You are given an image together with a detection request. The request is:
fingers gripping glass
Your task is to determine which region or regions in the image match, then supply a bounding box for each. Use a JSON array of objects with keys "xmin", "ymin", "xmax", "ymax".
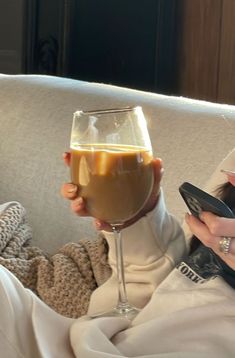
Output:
[{"xmin": 70, "ymin": 106, "xmax": 154, "ymax": 319}]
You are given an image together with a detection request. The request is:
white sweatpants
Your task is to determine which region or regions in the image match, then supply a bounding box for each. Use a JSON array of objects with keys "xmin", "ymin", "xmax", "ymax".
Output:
[{"xmin": 0, "ymin": 265, "xmax": 75, "ymax": 358}]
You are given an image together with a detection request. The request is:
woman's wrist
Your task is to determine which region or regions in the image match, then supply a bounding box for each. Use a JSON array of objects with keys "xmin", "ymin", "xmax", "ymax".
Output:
[{"xmin": 120, "ymin": 191, "xmax": 160, "ymax": 229}]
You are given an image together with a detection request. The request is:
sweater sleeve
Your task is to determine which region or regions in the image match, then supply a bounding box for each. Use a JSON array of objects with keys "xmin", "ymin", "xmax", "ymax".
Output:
[
  {"xmin": 204, "ymin": 147, "xmax": 235, "ymax": 195},
  {"xmin": 88, "ymin": 189, "xmax": 187, "ymax": 315}
]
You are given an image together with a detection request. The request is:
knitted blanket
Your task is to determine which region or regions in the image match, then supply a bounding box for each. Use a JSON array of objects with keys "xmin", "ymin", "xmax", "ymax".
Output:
[{"xmin": 0, "ymin": 202, "xmax": 111, "ymax": 318}]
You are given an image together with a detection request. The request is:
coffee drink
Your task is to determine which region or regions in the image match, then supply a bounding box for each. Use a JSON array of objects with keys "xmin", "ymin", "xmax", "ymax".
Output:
[{"xmin": 71, "ymin": 144, "xmax": 154, "ymax": 224}]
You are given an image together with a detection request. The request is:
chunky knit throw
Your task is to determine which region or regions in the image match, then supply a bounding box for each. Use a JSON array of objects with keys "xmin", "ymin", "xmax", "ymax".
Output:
[{"xmin": 0, "ymin": 202, "xmax": 111, "ymax": 318}]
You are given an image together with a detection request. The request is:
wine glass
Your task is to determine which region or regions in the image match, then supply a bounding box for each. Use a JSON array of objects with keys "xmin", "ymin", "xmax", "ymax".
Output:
[{"xmin": 70, "ymin": 106, "xmax": 154, "ymax": 319}]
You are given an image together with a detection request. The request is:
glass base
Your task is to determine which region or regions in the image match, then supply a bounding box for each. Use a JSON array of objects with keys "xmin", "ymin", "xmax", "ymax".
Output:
[{"xmin": 90, "ymin": 304, "xmax": 141, "ymax": 320}]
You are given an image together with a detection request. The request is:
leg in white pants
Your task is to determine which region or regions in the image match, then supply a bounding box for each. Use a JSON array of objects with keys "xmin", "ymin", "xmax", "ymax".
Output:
[{"xmin": 0, "ymin": 265, "xmax": 75, "ymax": 358}]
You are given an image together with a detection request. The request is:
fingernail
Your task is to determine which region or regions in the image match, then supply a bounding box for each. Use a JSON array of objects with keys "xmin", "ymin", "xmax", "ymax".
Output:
[
  {"xmin": 221, "ymin": 169, "xmax": 235, "ymax": 176},
  {"xmin": 199, "ymin": 212, "xmax": 204, "ymax": 221},
  {"xmin": 74, "ymin": 197, "xmax": 83, "ymax": 207},
  {"xmin": 67, "ymin": 184, "xmax": 77, "ymax": 193}
]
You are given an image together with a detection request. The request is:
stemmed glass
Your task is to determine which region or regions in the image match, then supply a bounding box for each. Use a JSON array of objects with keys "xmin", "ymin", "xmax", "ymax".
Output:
[{"xmin": 70, "ymin": 106, "xmax": 154, "ymax": 319}]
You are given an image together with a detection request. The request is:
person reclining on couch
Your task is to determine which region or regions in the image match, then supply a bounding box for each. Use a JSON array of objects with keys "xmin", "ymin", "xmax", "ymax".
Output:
[
  {"xmin": 62, "ymin": 149, "xmax": 235, "ymax": 315},
  {"xmin": 0, "ymin": 148, "xmax": 234, "ymax": 357}
]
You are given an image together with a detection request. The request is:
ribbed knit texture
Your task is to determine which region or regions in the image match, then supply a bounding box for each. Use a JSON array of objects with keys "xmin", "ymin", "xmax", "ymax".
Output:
[{"xmin": 0, "ymin": 202, "xmax": 111, "ymax": 318}]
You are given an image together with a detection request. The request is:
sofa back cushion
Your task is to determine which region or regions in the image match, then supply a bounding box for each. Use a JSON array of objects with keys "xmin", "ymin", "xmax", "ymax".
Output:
[{"xmin": 0, "ymin": 74, "xmax": 235, "ymax": 253}]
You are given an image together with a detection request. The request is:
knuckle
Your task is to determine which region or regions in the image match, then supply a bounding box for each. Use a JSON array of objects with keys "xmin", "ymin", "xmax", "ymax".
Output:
[{"xmin": 208, "ymin": 217, "xmax": 221, "ymax": 236}]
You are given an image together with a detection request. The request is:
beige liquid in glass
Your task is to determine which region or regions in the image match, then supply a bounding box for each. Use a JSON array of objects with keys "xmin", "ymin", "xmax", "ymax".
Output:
[{"xmin": 70, "ymin": 144, "xmax": 154, "ymax": 224}]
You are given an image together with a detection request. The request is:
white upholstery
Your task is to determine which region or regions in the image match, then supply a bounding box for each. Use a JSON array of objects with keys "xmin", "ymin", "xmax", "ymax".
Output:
[{"xmin": 0, "ymin": 74, "xmax": 235, "ymax": 253}]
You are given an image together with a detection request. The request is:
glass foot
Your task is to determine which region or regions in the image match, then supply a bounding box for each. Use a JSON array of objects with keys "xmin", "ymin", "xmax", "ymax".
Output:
[{"xmin": 90, "ymin": 304, "xmax": 140, "ymax": 320}]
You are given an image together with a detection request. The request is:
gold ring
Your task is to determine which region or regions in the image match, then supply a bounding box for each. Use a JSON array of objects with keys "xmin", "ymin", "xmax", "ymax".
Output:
[{"xmin": 219, "ymin": 237, "xmax": 232, "ymax": 255}]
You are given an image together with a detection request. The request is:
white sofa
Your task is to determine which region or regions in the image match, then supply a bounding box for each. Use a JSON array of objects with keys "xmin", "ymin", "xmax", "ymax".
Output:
[{"xmin": 0, "ymin": 74, "xmax": 235, "ymax": 253}]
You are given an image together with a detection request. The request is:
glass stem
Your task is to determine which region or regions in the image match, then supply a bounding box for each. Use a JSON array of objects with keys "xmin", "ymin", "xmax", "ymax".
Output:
[{"xmin": 112, "ymin": 227, "xmax": 129, "ymax": 309}]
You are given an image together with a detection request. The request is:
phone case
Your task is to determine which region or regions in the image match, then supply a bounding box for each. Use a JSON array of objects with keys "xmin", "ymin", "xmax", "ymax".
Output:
[{"xmin": 179, "ymin": 182, "xmax": 235, "ymax": 219}]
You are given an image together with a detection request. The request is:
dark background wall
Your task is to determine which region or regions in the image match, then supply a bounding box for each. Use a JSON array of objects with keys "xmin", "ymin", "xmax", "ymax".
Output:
[
  {"xmin": 175, "ymin": 0, "xmax": 235, "ymax": 104},
  {"xmin": 68, "ymin": 0, "xmax": 161, "ymax": 91},
  {"xmin": 0, "ymin": 0, "xmax": 234, "ymax": 104}
]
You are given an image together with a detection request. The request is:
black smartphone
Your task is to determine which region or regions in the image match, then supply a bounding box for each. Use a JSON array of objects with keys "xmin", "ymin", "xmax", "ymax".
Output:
[{"xmin": 179, "ymin": 182, "xmax": 235, "ymax": 219}]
